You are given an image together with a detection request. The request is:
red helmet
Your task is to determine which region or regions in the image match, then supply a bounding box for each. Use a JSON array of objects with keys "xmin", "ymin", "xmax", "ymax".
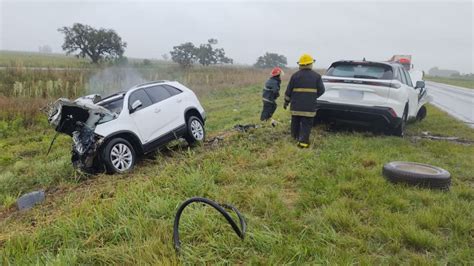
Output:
[{"xmin": 271, "ymin": 67, "xmax": 283, "ymax": 77}]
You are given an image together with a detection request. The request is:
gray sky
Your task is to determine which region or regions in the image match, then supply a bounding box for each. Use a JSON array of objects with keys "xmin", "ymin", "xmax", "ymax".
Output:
[{"xmin": 1, "ymin": 0, "xmax": 473, "ymax": 73}]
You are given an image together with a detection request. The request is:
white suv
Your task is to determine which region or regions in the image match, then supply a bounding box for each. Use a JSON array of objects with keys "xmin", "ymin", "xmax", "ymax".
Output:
[
  {"xmin": 316, "ymin": 60, "xmax": 430, "ymax": 136},
  {"xmin": 48, "ymin": 81, "xmax": 206, "ymax": 173}
]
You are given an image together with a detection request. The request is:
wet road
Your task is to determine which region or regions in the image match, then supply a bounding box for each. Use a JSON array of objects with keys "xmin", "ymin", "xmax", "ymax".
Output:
[{"xmin": 426, "ymin": 81, "xmax": 474, "ymax": 128}]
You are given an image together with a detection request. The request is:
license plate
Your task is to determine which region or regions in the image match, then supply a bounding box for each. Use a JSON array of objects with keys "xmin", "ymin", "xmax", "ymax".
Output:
[{"xmin": 339, "ymin": 90, "xmax": 363, "ymax": 100}]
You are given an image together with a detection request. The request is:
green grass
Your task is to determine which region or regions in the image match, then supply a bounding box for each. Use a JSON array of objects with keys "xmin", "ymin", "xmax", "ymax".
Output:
[
  {"xmin": 0, "ymin": 85, "xmax": 473, "ymax": 264},
  {"xmin": 425, "ymin": 76, "xmax": 474, "ymax": 89}
]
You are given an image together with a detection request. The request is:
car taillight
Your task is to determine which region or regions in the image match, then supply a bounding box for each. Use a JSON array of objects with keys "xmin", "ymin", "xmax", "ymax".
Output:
[{"xmin": 388, "ymin": 108, "xmax": 398, "ymax": 117}]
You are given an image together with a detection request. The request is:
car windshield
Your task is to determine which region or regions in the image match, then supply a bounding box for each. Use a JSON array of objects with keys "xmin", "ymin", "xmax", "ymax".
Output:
[
  {"xmin": 326, "ymin": 63, "xmax": 393, "ymax": 80},
  {"xmin": 98, "ymin": 97, "xmax": 124, "ymax": 114}
]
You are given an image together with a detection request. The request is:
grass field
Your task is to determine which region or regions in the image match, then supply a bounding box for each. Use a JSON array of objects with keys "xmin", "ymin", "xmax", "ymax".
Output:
[
  {"xmin": 425, "ymin": 75, "xmax": 474, "ymax": 89},
  {"xmin": 1, "ymin": 81, "xmax": 473, "ymax": 264}
]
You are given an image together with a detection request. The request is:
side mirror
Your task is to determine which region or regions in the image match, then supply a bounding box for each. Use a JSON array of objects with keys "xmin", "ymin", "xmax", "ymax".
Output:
[
  {"xmin": 415, "ymin": 80, "xmax": 425, "ymax": 89},
  {"xmin": 130, "ymin": 100, "xmax": 142, "ymax": 113}
]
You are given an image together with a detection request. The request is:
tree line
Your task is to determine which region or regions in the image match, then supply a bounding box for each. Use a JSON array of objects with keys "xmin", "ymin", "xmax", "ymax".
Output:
[{"xmin": 58, "ymin": 23, "xmax": 287, "ymax": 69}]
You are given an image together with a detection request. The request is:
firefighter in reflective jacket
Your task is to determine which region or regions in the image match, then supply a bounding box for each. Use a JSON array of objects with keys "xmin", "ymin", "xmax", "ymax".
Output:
[
  {"xmin": 260, "ymin": 67, "xmax": 283, "ymax": 122},
  {"xmin": 284, "ymin": 54, "xmax": 325, "ymax": 148}
]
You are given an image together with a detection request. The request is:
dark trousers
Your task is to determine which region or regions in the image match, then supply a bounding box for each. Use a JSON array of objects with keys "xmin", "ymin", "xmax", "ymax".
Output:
[
  {"xmin": 291, "ymin": 115, "xmax": 313, "ymax": 144},
  {"xmin": 260, "ymin": 101, "xmax": 277, "ymax": 121}
]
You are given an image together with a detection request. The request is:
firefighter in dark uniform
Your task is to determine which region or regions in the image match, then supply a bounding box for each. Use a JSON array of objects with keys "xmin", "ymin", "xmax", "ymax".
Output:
[
  {"xmin": 284, "ymin": 54, "xmax": 325, "ymax": 148},
  {"xmin": 260, "ymin": 67, "xmax": 283, "ymax": 123}
]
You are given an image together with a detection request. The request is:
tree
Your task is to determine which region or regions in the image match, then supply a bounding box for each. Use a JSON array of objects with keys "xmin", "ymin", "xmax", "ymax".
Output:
[
  {"xmin": 170, "ymin": 42, "xmax": 197, "ymax": 68},
  {"xmin": 38, "ymin": 45, "xmax": 52, "ymax": 53},
  {"xmin": 254, "ymin": 52, "xmax": 287, "ymax": 68},
  {"xmin": 196, "ymin": 39, "xmax": 233, "ymax": 66},
  {"xmin": 58, "ymin": 23, "xmax": 127, "ymax": 64},
  {"xmin": 170, "ymin": 39, "xmax": 233, "ymax": 68}
]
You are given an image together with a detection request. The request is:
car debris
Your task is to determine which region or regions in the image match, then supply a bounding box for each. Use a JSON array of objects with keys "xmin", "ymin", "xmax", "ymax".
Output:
[
  {"xmin": 410, "ymin": 131, "xmax": 473, "ymax": 145},
  {"xmin": 48, "ymin": 97, "xmax": 116, "ymax": 173},
  {"xmin": 234, "ymin": 124, "xmax": 259, "ymax": 132},
  {"xmin": 173, "ymin": 197, "xmax": 246, "ymax": 253},
  {"xmin": 17, "ymin": 190, "xmax": 45, "ymax": 210}
]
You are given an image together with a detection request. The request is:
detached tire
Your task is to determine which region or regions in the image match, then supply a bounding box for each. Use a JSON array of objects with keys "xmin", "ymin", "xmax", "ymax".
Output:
[
  {"xmin": 382, "ymin": 161, "xmax": 451, "ymax": 190},
  {"xmin": 185, "ymin": 116, "xmax": 205, "ymax": 145},
  {"xmin": 102, "ymin": 138, "xmax": 136, "ymax": 174}
]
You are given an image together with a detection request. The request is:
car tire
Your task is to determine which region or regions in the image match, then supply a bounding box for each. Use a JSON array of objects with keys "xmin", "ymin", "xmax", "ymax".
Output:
[
  {"xmin": 416, "ymin": 105, "xmax": 427, "ymax": 121},
  {"xmin": 102, "ymin": 138, "xmax": 136, "ymax": 174},
  {"xmin": 185, "ymin": 116, "xmax": 205, "ymax": 145},
  {"xmin": 382, "ymin": 161, "xmax": 451, "ymax": 190},
  {"xmin": 392, "ymin": 106, "xmax": 408, "ymax": 137}
]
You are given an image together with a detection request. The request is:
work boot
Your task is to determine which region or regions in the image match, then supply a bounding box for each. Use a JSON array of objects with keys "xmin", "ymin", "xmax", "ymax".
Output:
[
  {"xmin": 271, "ymin": 119, "xmax": 278, "ymax": 127},
  {"xmin": 297, "ymin": 142, "xmax": 309, "ymax": 148}
]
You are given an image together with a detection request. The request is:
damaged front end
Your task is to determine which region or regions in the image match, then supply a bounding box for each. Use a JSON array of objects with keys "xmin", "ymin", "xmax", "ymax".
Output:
[{"xmin": 48, "ymin": 97, "xmax": 116, "ymax": 173}]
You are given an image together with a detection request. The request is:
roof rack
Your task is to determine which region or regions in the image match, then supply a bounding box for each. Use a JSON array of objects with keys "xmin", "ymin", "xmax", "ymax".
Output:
[{"xmin": 134, "ymin": 80, "xmax": 170, "ymax": 88}]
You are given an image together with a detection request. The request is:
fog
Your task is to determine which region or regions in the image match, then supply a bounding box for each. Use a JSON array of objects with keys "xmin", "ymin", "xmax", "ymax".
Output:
[{"xmin": 1, "ymin": 0, "xmax": 472, "ymax": 73}]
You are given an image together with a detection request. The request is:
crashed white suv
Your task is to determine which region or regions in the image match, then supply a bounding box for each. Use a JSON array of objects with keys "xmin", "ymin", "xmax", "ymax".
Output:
[
  {"xmin": 316, "ymin": 60, "xmax": 430, "ymax": 136},
  {"xmin": 48, "ymin": 81, "xmax": 206, "ymax": 173}
]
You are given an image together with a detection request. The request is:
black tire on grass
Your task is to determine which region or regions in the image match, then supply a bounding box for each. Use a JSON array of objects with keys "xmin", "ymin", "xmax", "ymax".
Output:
[{"xmin": 382, "ymin": 161, "xmax": 451, "ymax": 190}]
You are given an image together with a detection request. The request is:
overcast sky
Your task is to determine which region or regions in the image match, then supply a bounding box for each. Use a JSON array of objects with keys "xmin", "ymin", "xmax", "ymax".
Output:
[{"xmin": 1, "ymin": 0, "xmax": 472, "ymax": 73}]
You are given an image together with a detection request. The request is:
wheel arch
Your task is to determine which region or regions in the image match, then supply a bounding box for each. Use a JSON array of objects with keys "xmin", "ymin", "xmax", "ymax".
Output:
[
  {"xmin": 102, "ymin": 131, "xmax": 144, "ymax": 155},
  {"xmin": 184, "ymin": 107, "xmax": 204, "ymax": 124}
]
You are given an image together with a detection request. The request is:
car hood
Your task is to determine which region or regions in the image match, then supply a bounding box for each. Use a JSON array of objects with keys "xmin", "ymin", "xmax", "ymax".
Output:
[{"xmin": 48, "ymin": 97, "xmax": 116, "ymax": 136}]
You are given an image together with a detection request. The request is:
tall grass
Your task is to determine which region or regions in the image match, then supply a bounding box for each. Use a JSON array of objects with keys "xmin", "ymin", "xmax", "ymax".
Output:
[{"xmin": 0, "ymin": 65, "xmax": 278, "ymax": 126}]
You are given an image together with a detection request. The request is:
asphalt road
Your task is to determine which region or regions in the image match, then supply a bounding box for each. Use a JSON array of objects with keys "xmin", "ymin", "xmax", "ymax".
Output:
[{"xmin": 426, "ymin": 81, "xmax": 474, "ymax": 128}]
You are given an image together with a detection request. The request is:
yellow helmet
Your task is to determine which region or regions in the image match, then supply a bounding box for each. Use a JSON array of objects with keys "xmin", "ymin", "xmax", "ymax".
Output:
[{"xmin": 297, "ymin": 53, "xmax": 315, "ymax": 66}]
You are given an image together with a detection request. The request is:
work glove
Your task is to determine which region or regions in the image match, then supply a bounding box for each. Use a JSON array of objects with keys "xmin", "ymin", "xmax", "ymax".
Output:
[{"xmin": 283, "ymin": 101, "xmax": 288, "ymax": 110}]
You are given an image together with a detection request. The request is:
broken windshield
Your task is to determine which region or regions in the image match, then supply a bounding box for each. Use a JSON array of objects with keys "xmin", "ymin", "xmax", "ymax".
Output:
[{"xmin": 99, "ymin": 97, "xmax": 124, "ymax": 114}]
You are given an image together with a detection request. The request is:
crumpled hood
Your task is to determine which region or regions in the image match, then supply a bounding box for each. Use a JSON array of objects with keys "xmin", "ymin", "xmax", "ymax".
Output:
[{"xmin": 48, "ymin": 97, "xmax": 116, "ymax": 136}]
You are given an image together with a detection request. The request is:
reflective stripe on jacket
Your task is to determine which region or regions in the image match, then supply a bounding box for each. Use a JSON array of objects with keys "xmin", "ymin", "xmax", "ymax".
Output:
[
  {"xmin": 284, "ymin": 69, "xmax": 325, "ymax": 117},
  {"xmin": 262, "ymin": 76, "xmax": 281, "ymax": 103}
]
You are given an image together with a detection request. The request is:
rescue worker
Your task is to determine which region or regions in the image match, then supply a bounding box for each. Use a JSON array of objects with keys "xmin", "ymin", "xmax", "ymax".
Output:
[
  {"xmin": 284, "ymin": 54, "xmax": 325, "ymax": 148},
  {"xmin": 260, "ymin": 67, "xmax": 283, "ymax": 124}
]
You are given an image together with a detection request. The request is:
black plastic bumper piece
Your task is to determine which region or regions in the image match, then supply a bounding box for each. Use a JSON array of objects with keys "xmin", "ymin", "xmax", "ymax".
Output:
[{"xmin": 316, "ymin": 101, "xmax": 402, "ymax": 128}]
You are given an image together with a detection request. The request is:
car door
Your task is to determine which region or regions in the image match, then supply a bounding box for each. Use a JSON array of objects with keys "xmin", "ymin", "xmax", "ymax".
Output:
[
  {"xmin": 127, "ymin": 89, "xmax": 156, "ymax": 143},
  {"xmin": 143, "ymin": 85, "xmax": 182, "ymax": 140},
  {"xmin": 400, "ymin": 68, "xmax": 419, "ymax": 118}
]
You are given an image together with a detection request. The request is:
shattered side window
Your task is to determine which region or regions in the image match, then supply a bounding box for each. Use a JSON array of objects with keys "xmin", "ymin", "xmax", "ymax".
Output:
[{"xmin": 100, "ymin": 98, "xmax": 124, "ymax": 114}]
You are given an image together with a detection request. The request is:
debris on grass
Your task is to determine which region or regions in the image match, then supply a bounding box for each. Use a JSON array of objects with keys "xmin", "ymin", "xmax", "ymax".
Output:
[
  {"xmin": 173, "ymin": 197, "xmax": 246, "ymax": 253},
  {"xmin": 234, "ymin": 124, "xmax": 259, "ymax": 132},
  {"xmin": 410, "ymin": 131, "xmax": 473, "ymax": 145},
  {"xmin": 16, "ymin": 190, "xmax": 45, "ymax": 210}
]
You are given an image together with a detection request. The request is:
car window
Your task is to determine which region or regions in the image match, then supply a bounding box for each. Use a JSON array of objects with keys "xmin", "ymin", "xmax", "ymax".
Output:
[
  {"xmin": 144, "ymin": 85, "xmax": 172, "ymax": 103},
  {"xmin": 392, "ymin": 67, "xmax": 400, "ymax": 82},
  {"xmin": 326, "ymin": 63, "xmax": 393, "ymax": 79},
  {"xmin": 164, "ymin": 85, "xmax": 183, "ymax": 96},
  {"xmin": 402, "ymin": 68, "xmax": 413, "ymax": 87},
  {"xmin": 128, "ymin": 89, "xmax": 153, "ymax": 112},
  {"xmin": 398, "ymin": 68, "xmax": 407, "ymax": 85},
  {"xmin": 99, "ymin": 97, "xmax": 124, "ymax": 114}
]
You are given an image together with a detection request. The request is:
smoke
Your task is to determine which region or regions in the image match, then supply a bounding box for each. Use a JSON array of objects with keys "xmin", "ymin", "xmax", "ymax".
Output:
[{"xmin": 86, "ymin": 67, "xmax": 149, "ymax": 96}]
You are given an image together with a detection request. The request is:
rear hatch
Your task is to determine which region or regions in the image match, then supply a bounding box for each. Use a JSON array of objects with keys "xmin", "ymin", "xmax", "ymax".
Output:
[{"xmin": 320, "ymin": 61, "xmax": 395, "ymax": 106}]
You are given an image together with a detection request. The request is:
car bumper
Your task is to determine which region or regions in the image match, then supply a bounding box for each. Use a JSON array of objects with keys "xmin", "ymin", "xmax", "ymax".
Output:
[{"xmin": 316, "ymin": 101, "xmax": 402, "ymax": 128}]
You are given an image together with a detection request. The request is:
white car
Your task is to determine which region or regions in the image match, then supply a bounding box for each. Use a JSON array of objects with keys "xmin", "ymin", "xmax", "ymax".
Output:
[
  {"xmin": 48, "ymin": 81, "xmax": 206, "ymax": 173},
  {"xmin": 316, "ymin": 60, "xmax": 430, "ymax": 136}
]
